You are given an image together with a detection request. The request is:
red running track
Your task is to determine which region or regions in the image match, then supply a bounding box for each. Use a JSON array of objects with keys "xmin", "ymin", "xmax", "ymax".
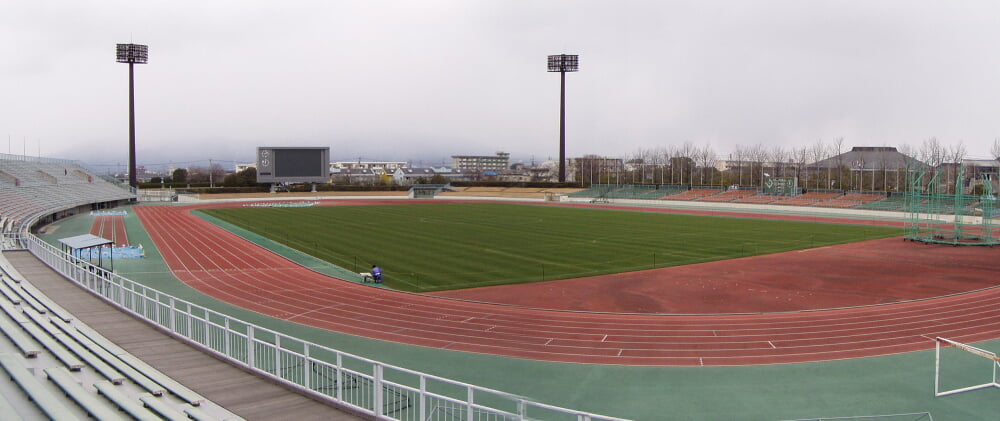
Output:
[
  {"xmin": 134, "ymin": 202, "xmax": 1000, "ymax": 366},
  {"xmin": 90, "ymin": 215, "xmax": 128, "ymax": 246}
]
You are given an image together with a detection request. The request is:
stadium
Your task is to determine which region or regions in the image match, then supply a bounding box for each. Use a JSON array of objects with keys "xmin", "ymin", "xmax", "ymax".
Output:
[{"xmin": 2, "ymin": 153, "xmax": 1000, "ymax": 420}]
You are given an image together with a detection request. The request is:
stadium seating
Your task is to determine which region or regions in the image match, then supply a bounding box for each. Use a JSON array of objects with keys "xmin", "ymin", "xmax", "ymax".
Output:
[
  {"xmin": 814, "ymin": 192, "xmax": 886, "ymax": 209},
  {"xmin": 732, "ymin": 194, "xmax": 786, "ymax": 204},
  {"xmin": 857, "ymin": 195, "xmax": 907, "ymax": 211},
  {"xmin": 662, "ymin": 188, "xmax": 724, "ymax": 201},
  {"xmin": 0, "ymin": 159, "xmax": 134, "ymax": 238},
  {"xmin": 696, "ymin": 189, "xmax": 760, "ymax": 203},
  {"xmin": 565, "ymin": 185, "xmax": 614, "ymax": 198},
  {"xmin": 0, "ymin": 256, "xmax": 236, "ymax": 420},
  {"xmin": 604, "ymin": 185, "xmax": 661, "ymax": 199},
  {"xmin": 772, "ymin": 191, "xmax": 843, "ymax": 206}
]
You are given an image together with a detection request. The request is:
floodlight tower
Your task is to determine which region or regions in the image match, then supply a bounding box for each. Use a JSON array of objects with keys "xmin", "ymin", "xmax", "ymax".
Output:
[
  {"xmin": 548, "ymin": 54, "xmax": 578, "ymax": 183},
  {"xmin": 116, "ymin": 43, "xmax": 148, "ymax": 189}
]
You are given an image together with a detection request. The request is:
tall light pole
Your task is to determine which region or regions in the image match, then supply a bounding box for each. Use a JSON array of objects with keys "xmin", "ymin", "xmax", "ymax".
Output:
[
  {"xmin": 116, "ymin": 43, "xmax": 148, "ymax": 189},
  {"xmin": 548, "ymin": 54, "xmax": 578, "ymax": 183}
]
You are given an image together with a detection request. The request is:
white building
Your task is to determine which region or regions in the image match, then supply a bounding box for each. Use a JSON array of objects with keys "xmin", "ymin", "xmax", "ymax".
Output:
[
  {"xmin": 451, "ymin": 152, "xmax": 510, "ymax": 172},
  {"xmin": 331, "ymin": 160, "xmax": 407, "ymax": 175},
  {"xmin": 392, "ymin": 168, "xmax": 477, "ymax": 185}
]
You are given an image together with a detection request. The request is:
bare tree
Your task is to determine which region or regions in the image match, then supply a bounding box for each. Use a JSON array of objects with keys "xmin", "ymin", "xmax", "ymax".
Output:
[
  {"xmin": 696, "ymin": 143, "xmax": 717, "ymax": 186},
  {"xmin": 992, "ymin": 138, "xmax": 1000, "ymax": 162},
  {"xmin": 896, "ymin": 143, "xmax": 921, "ymax": 192},
  {"xmin": 792, "ymin": 146, "xmax": 810, "ymax": 191},
  {"xmin": 676, "ymin": 141, "xmax": 697, "ymax": 186},
  {"xmin": 810, "ymin": 140, "xmax": 827, "ymax": 189},
  {"xmin": 731, "ymin": 145, "xmax": 747, "ymax": 187},
  {"xmin": 920, "ymin": 137, "xmax": 944, "ymax": 168},
  {"xmin": 947, "ymin": 141, "xmax": 967, "ymax": 194},
  {"xmin": 746, "ymin": 143, "xmax": 767, "ymax": 187},
  {"xmin": 658, "ymin": 145, "xmax": 675, "ymax": 185},
  {"xmin": 831, "ymin": 138, "xmax": 845, "ymax": 191}
]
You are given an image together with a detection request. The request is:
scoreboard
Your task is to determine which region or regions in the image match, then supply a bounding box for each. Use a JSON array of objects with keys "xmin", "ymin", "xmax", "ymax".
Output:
[
  {"xmin": 256, "ymin": 147, "xmax": 330, "ymax": 184},
  {"xmin": 763, "ymin": 176, "xmax": 797, "ymax": 196}
]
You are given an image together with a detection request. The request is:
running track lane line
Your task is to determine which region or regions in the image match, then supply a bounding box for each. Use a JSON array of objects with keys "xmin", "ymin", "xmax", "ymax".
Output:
[{"xmin": 133, "ymin": 203, "xmax": 1000, "ymax": 366}]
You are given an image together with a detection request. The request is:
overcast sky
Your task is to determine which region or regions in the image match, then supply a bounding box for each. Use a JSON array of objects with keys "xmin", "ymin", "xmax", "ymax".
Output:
[{"xmin": 3, "ymin": 0, "xmax": 1000, "ymax": 172}]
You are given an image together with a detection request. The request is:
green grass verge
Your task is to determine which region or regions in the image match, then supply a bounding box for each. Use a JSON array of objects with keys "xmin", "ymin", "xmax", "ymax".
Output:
[{"xmin": 200, "ymin": 202, "xmax": 901, "ymax": 292}]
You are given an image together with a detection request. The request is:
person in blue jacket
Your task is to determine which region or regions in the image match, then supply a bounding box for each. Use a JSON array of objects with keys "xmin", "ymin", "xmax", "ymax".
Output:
[{"xmin": 371, "ymin": 265, "xmax": 383, "ymax": 283}]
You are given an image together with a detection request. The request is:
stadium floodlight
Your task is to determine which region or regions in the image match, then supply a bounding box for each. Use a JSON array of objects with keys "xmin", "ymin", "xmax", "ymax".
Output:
[
  {"xmin": 116, "ymin": 43, "xmax": 148, "ymax": 189},
  {"xmin": 547, "ymin": 54, "xmax": 578, "ymax": 183}
]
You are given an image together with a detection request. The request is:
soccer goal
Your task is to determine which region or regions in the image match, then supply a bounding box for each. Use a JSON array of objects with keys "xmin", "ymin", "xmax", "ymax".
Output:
[{"xmin": 934, "ymin": 337, "xmax": 1000, "ymax": 397}]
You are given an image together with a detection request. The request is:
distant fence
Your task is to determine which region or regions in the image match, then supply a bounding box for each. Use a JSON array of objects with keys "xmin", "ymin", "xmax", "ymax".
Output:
[
  {"xmin": 0, "ymin": 152, "xmax": 79, "ymax": 165},
  {"xmin": 22, "ymin": 233, "xmax": 629, "ymax": 421}
]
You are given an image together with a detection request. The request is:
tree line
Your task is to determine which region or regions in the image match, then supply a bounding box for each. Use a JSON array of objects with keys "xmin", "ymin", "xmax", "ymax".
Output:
[{"xmin": 575, "ymin": 138, "xmax": 1000, "ymax": 194}]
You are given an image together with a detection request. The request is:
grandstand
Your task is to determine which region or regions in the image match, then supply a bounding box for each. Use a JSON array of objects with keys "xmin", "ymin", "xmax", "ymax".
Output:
[
  {"xmin": 661, "ymin": 187, "xmax": 723, "ymax": 200},
  {"xmin": 858, "ymin": 194, "xmax": 908, "ymax": 211},
  {"xmin": 695, "ymin": 188, "xmax": 760, "ymax": 203},
  {"xmin": 814, "ymin": 192, "xmax": 886, "ymax": 209},
  {"xmin": 565, "ymin": 184, "xmax": 614, "ymax": 198},
  {"xmin": 437, "ymin": 186, "xmax": 570, "ymax": 199},
  {"xmin": 732, "ymin": 194, "xmax": 785, "ymax": 204},
  {"xmin": 0, "ymin": 155, "xmax": 134, "ymax": 234},
  {"xmin": 771, "ymin": 191, "xmax": 844, "ymax": 206},
  {"xmin": 0, "ymin": 252, "xmax": 245, "ymax": 420}
]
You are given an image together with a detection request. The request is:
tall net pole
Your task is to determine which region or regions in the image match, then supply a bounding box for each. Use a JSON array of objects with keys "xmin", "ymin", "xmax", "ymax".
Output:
[{"xmin": 906, "ymin": 160, "xmax": 999, "ymax": 245}]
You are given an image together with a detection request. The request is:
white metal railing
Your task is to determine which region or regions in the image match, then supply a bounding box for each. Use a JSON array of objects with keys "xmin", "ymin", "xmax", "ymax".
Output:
[{"xmin": 23, "ymin": 233, "xmax": 630, "ymax": 421}]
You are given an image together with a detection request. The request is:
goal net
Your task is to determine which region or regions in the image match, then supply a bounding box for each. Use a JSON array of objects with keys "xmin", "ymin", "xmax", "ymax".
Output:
[{"xmin": 934, "ymin": 337, "xmax": 1000, "ymax": 397}]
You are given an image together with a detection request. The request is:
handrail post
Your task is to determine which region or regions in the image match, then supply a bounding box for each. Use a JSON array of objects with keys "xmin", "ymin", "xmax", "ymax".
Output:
[
  {"xmin": 303, "ymin": 345, "xmax": 310, "ymax": 391},
  {"xmin": 275, "ymin": 335, "xmax": 282, "ymax": 378},
  {"xmin": 168, "ymin": 296, "xmax": 175, "ymax": 333},
  {"xmin": 247, "ymin": 325, "xmax": 255, "ymax": 369},
  {"xmin": 420, "ymin": 376, "xmax": 427, "ymax": 421},
  {"xmin": 374, "ymin": 364, "xmax": 383, "ymax": 418},
  {"xmin": 336, "ymin": 353, "xmax": 343, "ymax": 402},
  {"xmin": 467, "ymin": 385, "xmax": 474, "ymax": 421}
]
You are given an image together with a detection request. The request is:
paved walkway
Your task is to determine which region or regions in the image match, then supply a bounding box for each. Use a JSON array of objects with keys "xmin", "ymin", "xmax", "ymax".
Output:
[{"xmin": 2, "ymin": 250, "xmax": 365, "ymax": 421}]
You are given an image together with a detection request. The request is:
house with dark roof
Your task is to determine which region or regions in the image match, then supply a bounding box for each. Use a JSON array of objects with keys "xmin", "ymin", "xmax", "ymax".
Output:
[
  {"xmin": 330, "ymin": 168, "xmax": 380, "ymax": 185},
  {"xmin": 805, "ymin": 147, "xmax": 924, "ymax": 192},
  {"xmin": 808, "ymin": 147, "xmax": 921, "ymax": 171}
]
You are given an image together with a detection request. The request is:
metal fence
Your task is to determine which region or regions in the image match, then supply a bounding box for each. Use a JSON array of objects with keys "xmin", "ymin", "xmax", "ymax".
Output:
[{"xmin": 22, "ymin": 233, "xmax": 629, "ymax": 421}]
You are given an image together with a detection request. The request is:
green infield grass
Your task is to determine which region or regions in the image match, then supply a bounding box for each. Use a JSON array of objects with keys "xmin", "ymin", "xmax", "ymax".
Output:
[{"xmin": 200, "ymin": 202, "xmax": 901, "ymax": 292}]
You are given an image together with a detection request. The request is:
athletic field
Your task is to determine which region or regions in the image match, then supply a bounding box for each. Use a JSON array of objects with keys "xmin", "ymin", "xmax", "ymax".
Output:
[{"xmin": 200, "ymin": 202, "xmax": 900, "ymax": 292}]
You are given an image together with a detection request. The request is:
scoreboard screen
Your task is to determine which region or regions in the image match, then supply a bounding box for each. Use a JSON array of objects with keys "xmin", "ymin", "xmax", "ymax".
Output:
[{"xmin": 256, "ymin": 147, "xmax": 329, "ymax": 184}]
